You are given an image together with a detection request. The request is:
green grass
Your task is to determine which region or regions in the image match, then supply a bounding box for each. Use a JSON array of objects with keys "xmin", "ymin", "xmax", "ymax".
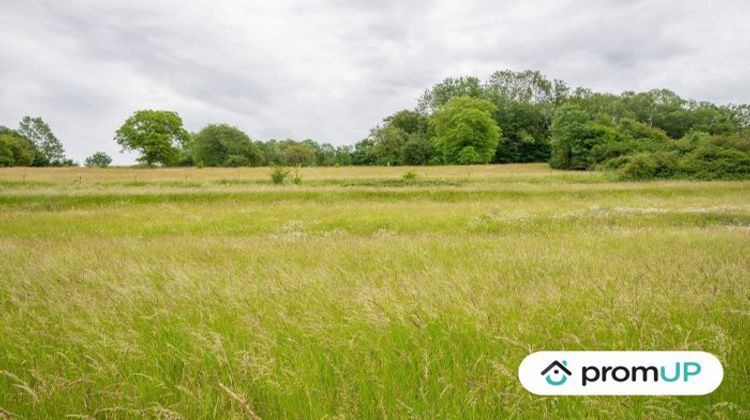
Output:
[{"xmin": 0, "ymin": 164, "xmax": 748, "ymax": 418}]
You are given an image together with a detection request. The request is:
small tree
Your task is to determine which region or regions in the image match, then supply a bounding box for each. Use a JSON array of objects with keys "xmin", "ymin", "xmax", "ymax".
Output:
[{"xmin": 84, "ymin": 152, "xmax": 113, "ymax": 168}]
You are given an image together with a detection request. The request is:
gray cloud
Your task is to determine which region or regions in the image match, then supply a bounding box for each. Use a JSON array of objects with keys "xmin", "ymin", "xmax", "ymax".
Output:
[{"xmin": 1, "ymin": 0, "xmax": 748, "ymax": 164}]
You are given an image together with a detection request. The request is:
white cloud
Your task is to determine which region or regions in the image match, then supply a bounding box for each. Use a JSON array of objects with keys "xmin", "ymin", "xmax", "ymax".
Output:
[{"xmin": 1, "ymin": 0, "xmax": 748, "ymax": 164}]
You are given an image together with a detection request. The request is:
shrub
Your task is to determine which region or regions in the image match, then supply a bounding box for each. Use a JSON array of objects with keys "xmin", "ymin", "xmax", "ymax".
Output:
[
  {"xmin": 677, "ymin": 145, "xmax": 750, "ymax": 180},
  {"xmin": 617, "ymin": 153, "xmax": 658, "ymax": 180},
  {"xmin": 292, "ymin": 167, "xmax": 303, "ymax": 185},
  {"xmin": 402, "ymin": 170, "xmax": 418, "ymax": 181},
  {"xmin": 270, "ymin": 166, "xmax": 290, "ymax": 184}
]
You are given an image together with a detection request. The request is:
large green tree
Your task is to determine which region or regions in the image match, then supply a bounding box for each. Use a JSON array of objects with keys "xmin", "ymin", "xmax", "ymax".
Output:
[
  {"xmin": 114, "ymin": 110, "xmax": 189, "ymax": 166},
  {"xmin": 18, "ymin": 116, "xmax": 66, "ymax": 166},
  {"xmin": 433, "ymin": 96, "xmax": 501, "ymax": 164},
  {"xmin": 192, "ymin": 124, "xmax": 261, "ymax": 167}
]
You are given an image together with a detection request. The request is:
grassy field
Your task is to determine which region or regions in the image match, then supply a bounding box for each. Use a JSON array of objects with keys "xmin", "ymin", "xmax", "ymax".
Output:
[{"xmin": 0, "ymin": 164, "xmax": 748, "ymax": 418}]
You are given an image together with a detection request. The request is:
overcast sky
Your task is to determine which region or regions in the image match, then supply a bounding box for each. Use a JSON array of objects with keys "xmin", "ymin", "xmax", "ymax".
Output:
[{"xmin": 1, "ymin": 0, "xmax": 749, "ymax": 164}]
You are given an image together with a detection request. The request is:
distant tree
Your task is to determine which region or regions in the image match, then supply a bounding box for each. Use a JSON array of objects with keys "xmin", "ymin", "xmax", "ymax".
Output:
[
  {"xmin": 370, "ymin": 125, "xmax": 409, "ymax": 165},
  {"xmin": 114, "ymin": 110, "xmax": 189, "ymax": 166},
  {"xmin": 18, "ymin": 116, "xmax": 66, "ymax": 166},
  {"xmin": 352, "ymin": 138, "xmax": 377, "ymax": 165},
  {"xmin": 361, "ymin": 109, "xmax": 434, "ymax": 166},
  {"xmin": 491, "ymin": 100, "xmax": 551, "ymax": 163},
  {"xmin": 258, "ymin": 139, "xmax": 282, "ymax": 166},
  {"xmin": 176, "ymin": 132, "xmax": 196, "ymax": 166},
  {"xmin": 84, "ymin": 152, "xmax": 113, "ymax": 168},
  {"xmin": 315, "ymin": 143, "xmax": 337, "ymax": 166},
  {"xmin": 384, "ymin": 110, "xmax": 431, "ymax": 135},
  {"xmin": 549, "ymin": 104, "xmax": 626, "ymax": 170},
  {"xmin": 418, "ymin": 76, "xmax": 485, "ymax": 112},
  {"xmin": 301, "ymin": 139, "xmax": 322, "ymax": 164},
  {"xmin": 485, "ymin": 69, "xmax": 556, "ymax": 105},
  {"xmin": 402, "ymin": 135, "xmax": 434, "ymax": 165},
  {"xmin": 0, "ymin": 134, "xmax": 35, "ymax": 167},
  {"xmin": 192, "ymin": 124, "xmax": 261, "ymax": 167},
  {"xmin": 549, "ymin": 104, "xmax": 594, "ymax": 169},
  {"xmin": 433, "ymin": 96, "xmax": 501, "ymax": 164},
  {"xmin": 334, "ymin": 145, "xmax": 353, "ymax": 166},
  {"xmin": 278, "ymin": 140, "xmax": 316, "ymax": 166}
]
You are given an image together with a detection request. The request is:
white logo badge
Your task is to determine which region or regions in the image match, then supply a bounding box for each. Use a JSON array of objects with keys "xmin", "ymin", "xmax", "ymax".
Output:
[{"xmin": 519, "ymin": 351, "xmax": 723, "ymax": 395}]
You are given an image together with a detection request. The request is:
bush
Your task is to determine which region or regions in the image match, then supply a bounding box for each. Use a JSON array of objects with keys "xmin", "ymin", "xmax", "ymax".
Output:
[
  {"xmin": 270, "ymin": 166, "xmax": 290, "ymax": 184},
  {"xmin": 617, "ymin": 153, "xmax": 658, "ymax": 180},
  {"xmin": 402, "ymin": 170, "xmax": 418, "ymax": 181},
  {"xmin": 292, "ymin": 167, "xmax": 303, "ymax": 185},
  {"xmin": 677, "ymin": 145, "xmax": 750, "ymax": 180}
]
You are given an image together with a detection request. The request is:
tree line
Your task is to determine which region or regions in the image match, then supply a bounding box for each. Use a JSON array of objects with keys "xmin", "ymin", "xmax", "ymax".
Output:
[
  {"xmin": 3, "ymin": 69, "xmax": 749, "ymax": 179},
  {"xmin": 0, "ymin": 117, "xmax": 74, "ymax": 167}
]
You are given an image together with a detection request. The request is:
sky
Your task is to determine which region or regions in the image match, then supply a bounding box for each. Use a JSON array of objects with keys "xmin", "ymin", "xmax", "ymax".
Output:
[{"xmin": 1, "ymin": 0, "xmax": 749, "ymax": 164}]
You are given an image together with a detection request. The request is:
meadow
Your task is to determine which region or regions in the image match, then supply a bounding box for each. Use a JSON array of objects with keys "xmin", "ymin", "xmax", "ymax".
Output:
[{"xmin": 0, "ymin": 164, "xmax": 748, "ymax": 418}]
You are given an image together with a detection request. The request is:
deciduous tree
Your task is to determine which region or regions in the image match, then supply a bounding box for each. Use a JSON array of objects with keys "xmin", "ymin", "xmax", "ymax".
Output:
[{"xmin": 114, "ymin": 110, "xmax": 189, "ymax": 166}]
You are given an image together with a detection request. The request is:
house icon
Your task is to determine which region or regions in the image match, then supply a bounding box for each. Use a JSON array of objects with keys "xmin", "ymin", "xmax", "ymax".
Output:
[{"xmin": 541, "ymin": 360, "xmax": 572, "ymax": 386}]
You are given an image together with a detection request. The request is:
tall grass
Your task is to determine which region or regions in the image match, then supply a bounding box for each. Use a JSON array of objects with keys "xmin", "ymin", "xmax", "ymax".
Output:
[{"xmin": 0, "ymin": 164, "xmax": 748, "ymax": 417}]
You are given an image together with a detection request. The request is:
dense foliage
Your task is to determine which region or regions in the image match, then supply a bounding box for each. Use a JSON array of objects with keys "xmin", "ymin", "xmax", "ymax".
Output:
[
  {"xmin": 0, "ymin": 118, "xmax": 72, "ymax": 167},
  {"xmin": 349, "ymin": 69, "xmax": 748, "ymax": 179},
  {"xmin": 3, "ymin": 69, "xmax": 748, "ymax": 179},
  {"xmin": 18, "ymin": 116, "xmax": 67, "ymax": 166},
  {"xmin": 114, "ymin": 110, "xmax": 190, "ymax": 166},
  {"xmin": 433, "ymin": 96, "xmax": 500, "ymax": 164},
  {"xmin": 0, "ymin": 134, "xmax": 36, "ymax": 167},
  {"xmin": 191, "ymin": 124, "xmax": 262, "ymax": 167}
]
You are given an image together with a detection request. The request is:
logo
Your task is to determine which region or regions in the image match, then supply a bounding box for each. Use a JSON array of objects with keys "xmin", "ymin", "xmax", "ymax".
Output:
[
  {"xmin": 541, "ymin": 360, "xmax": 571, "ymax": 386},
  {"xmin": 519, "ymin": 351, "xmax": 723, "ymax": 395}
]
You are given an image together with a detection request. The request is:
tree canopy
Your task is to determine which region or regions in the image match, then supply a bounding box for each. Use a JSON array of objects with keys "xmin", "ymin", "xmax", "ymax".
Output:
[
  {"xmin": 433, "ymin": 96, "xmax": 500, "ymax": 164},
  {"xmin": 192, "ymin": 124, "xmax": 261, "ymax": 167},
  {"xmin": 114, "ymin": 110, "xmax": 189, "ymax": 166},
  {"xmin": 4, "ymin": 68, "xmax": 748, "ymax": 179},
  {"xmin": 0, "ymin": 134, "xmax": 35, "ymax": 167},
  {"xmin": 18, "ymin": 116, "xmax": 67, "ymax": 166},
  {"xmin": 84, "ymin": 152, "xmax": 113, "ymax": 168}
]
